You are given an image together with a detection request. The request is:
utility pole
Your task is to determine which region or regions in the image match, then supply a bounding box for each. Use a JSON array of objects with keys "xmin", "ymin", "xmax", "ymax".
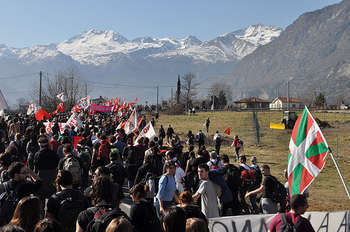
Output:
[
  {"xmin": 287, "ymin": 80, "xmax": 290, "ymax": 111},
  {"xmin": 85, "ymin": 82, "xmax": 88, "ymax": 97},
  {"xmin": 156, "ymin": 85, "xmax": 159, "ymax": 113},
  {"xmin": 71, "ymin": 73, "xmax": 74, "ymax": 106},
  {"xmin": 39, "ymin": 71, "xmax": 42, "ymax": 106}
]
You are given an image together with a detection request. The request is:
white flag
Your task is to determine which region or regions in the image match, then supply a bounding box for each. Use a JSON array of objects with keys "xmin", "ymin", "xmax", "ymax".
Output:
[
  {"xmin": 124, "ymin": 109, "xmax": 138, "ymax": 135},
  {"xmin": 57, "ymin": 92, "xmax": 66, "ymax": 102},
  {"xmin": 78, "ymin": 96, "xmax": 90, "ymax": 110},
  {"xmin": 134, "ymin": 122, "xmax": 156, "ymax": 145},
  {"xmin": 27, "ymin": 101, "xmax": 41, "ymax": 115},
  {"xmin": 66, "ymin": 113, "xmax": 83, "ymax": 129}
]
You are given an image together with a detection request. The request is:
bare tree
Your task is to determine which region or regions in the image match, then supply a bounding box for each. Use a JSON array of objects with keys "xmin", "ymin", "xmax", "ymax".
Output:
[
  {"xmin": 208, "ymin": 82, "xmax": 233, "ymax": 102},
  {"xmin": 181, "ymin": 73, "xmax": 199, "ymax": 110},
  {"xmin": 31, "ymin": 69, "xmax": 89, "ymax": 111}
]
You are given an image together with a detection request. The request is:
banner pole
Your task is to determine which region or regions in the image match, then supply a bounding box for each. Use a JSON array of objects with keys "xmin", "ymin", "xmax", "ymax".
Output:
[{"xmin": 328, "ymin": 147, "xmax": 350, "ymax": 199}]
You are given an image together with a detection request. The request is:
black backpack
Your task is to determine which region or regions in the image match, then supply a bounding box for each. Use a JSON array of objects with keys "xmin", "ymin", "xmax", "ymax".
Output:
[
  {"xmin": 271, "ymin": 176, "xmax": 287, "ymax": 204},
  {"xmin": 52, "ymin": 190, "xmax": 87, "ymax": 232},
  {"xmin": 107, "ymin": 162, "xmax": 127, "ymax": 186},
  {"xmin": 225, "ymin": 164, "xmax": 241, "ymax": 191},
  {"xmin": 0, "ymin": 182, "xmax": 19, "ymax": 226},
  {"xmin": 279, "ymin": 213, "xmax": 304, "ymax": 232},
  {"xmin": 86, "ymin": 208, "xmax": 130, "ymax": 232}
]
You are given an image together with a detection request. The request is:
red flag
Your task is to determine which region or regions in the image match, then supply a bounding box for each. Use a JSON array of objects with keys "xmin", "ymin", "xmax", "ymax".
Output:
[
  {"xmin": 224, "ymin": 127, "xmax": 231, "ymax": 135},
  {"xmin": 52, "ymin": 102, "xmax": 64, "ymax": 115},
  {"xmin": 35, "ymin": 108, "xmax": 51, "ymax": 121},
  {"xmin": 72, "ymin": 136, "xmax": 84, "ymax": 148}
]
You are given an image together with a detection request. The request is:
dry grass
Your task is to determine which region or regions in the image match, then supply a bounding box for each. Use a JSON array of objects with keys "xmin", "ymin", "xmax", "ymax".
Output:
[{"xmin": 152, "ymin": 110, "xmax": 350, "ymax": 212}]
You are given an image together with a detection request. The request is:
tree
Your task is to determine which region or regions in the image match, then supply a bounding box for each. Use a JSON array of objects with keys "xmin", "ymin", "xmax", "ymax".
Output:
[
  {"xmin": 208, "ymin": 82, "xmax": 232, "ymax": 109},
  {"xmin": 181, "ymin": 73, "xmax": 199, "ymax": 110},
  {"xmin": 31, "ymin": 69, "xmax": 88, "ymax": 111},
  {"xmin": 314, "ymin": 92, "xmax": 326, "ymax": 108},
  {"xmin": 176, "ymin": 75, "xmax": 181, "ymax": 104}
]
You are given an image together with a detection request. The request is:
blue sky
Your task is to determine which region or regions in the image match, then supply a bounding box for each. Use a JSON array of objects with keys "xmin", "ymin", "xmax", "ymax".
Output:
[{"xmin": 0, "ymin": 0, "xmax": 341, "ymax": 48}]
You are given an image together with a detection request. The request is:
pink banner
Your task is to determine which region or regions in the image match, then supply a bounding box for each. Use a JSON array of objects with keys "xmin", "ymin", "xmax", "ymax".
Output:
[{"xmin": 90, "ymin": 104, "xmax": 113, "ymax": 113}]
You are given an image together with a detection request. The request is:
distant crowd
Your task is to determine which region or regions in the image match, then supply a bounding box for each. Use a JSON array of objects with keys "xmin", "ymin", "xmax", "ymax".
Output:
[{"xmin": 0, "ymin": 110, "xmax": 315, "ymax": 232}]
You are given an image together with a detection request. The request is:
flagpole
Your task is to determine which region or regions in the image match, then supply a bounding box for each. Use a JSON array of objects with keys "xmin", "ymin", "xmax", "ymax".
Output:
[{"xmin": 328, "ymin": 147, "xmax": 350, "ymax": 199}]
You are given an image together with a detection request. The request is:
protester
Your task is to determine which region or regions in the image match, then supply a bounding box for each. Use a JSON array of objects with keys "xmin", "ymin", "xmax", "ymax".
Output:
[
  {"xmin": 185, "ymin": 218, "xmax": 209, "ymax": 232},
  {"xmin": 245, "ymin": 164, "xmax": 278, "ymax": 214},
  {"xmin": 166, "ymin": 125, "xmax": 174, "ymax": 144},
  {"xmin": 130, "ymin": 183, "xmax": 162, "ymax": 232},
  {"xmin": 46, "ymin": 170, "xmax": 89, "ymax": 232},
  {"xmin": 213, "ymin": 131, "xmax": 222, "ymax": 155},
  {"xmin": 231, "ymin": 135, "xmax": 243, "ymax": 159},
  {"xmin": 105, "ymin": 217, "xmax": 133, "ymax": 232},
  {"xmin": 155, "ymin": 160, "xmax": 179, "ymax": 218},
  {"xmin": 8, "ymin": 195, "xmax": 42, "ymax": 232},
  {"xmin": 161, "ymin": 206, "xmax": 186, "ymax": 232},
  {"xmin": 57, "ymin": 144, "xmax": 81, "ymax": 189},
  {"xmin": 268, "ymin": 194, "xmax": 315, "ymax": 232},
  {"xmin": 177, "ymin": 191, "xmax": 207, "ymax": 223},
  {"xmin": 196, "ymin": 130, "xmax": 205, "ymax": 149},
  {"xmin": 207, "ymin": 151, "xmax": 222, "ymax": 170},
  {"xmin": 205, "ymin": 118, "xmax": 210, "ymax": 134},
  {"xmin": 192, "ymin": 163, "xmax": 221, "ymax": 218}
]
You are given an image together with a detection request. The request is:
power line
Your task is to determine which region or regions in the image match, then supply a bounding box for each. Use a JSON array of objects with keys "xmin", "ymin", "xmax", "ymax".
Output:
[{"xmin": 0, "ymin": 72, "xmax": 37, "ymax": 80}]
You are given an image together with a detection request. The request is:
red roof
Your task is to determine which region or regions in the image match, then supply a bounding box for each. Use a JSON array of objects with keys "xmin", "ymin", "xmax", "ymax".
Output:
[
  {"xmin": 276, "ymin": 97, "xmax": 302, "ymax": 103},
  {"xmin": 234, "ymin": 97, "xmax": 270, "ymax": 103}
]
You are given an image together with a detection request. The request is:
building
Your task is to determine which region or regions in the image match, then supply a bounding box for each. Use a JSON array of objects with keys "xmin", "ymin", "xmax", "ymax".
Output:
[
  {"xmin": 234, "ymin": 97, "xmax": 270, "ymax": 109},
  {"xmin": 91, "ymin": 96, "xmax": 107, "ymax": 105},
  {"xmin": 269, "ymin": 97, "xmax": 303, "ymax": 110}
]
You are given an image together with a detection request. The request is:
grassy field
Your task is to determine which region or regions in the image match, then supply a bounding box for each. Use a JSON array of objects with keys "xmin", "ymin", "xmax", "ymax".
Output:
[{"xmin": 153, "ymin": 110, "xmax": 350, "ymax": 212}]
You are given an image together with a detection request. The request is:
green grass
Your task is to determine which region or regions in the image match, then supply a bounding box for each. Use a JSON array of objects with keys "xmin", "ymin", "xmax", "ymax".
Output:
[{"xmin": 152, "ymin": 110, "xmax": 350, "ymax": 212}]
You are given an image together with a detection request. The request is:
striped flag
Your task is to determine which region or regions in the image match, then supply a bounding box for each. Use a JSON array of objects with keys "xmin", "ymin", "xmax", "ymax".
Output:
[{"xmin": 288, "ymin": 106, "xmax": 329, "ymax": 197}]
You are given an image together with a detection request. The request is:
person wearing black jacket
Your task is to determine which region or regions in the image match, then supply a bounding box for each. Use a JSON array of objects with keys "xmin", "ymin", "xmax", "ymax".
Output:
[
  {"xmin": 33, "ymin": 136, "xmax": 59, "ymax": 200},
  {"xmin": 46, "ymin": 170, "xmax": 89, "ymax": 232}
]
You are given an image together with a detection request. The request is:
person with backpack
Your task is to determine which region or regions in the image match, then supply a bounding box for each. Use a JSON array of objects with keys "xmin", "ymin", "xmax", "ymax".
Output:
[
  {"xmin": 155, "ymin": 160, "xmax": 179, "ymax": 218},
  {"xmin": 268, "ymin": 194, "xmax": 315, "ymax": 232},
  {"xmin": 122, "ymin": 138, "xmax": 139, "ymax": 189},
  {"xmin": 221, "ymin": 155, "xmax": 242, "ymax": 216},
  {"xmin": 213, "ymin": 131, "xmax": 222, "ymax": 155},
  {"xmin": 106, "ymin": 149, "xmax": 127, "ymax": 187},
  {"xmin": 46, "ymin": 170, "xmax": 89, "ymax": 232},
  {"xmin": 206, "ymin": 151, "xmax": 222, "ymax": 170},
  {"xmin": 77, "ymin": 176, "xmax": 130, "ymax": 232},
  {"xmin": 245, "ymin": 164, "xmax": 279, "ymax": 214},
  {"xmin": 196, "ymin": 130, "xmax": 205, "ymax": 149},
  {"xmin": 130, "ymin": 183, "xmax": 162, "ymax": 232},
  {"xmin": 249, "ymin": 156, "xmax": 262, "ymax": 214},
  {"xmin": 205, "ymin": 118, "xmax": 210, "ymax": 134},
  {"xmin": 77, "ymin": 140, "xmax": 92, "ymax": 190},
  {"xmin": 33, "ymin": 136, "xmax": 59, "ymax": 200},
  {"xmin": 58, "ymin": 144, "xmax": 82, "ymax": 189},
  {"xmin": 231, "ymin": 135, "xmax": 243, "ymax": 160},
  {"xmin": 0, "ymin": 162, "xmax": 42, "ymax": 226},
  {"xmin": 166, "ymin": 125, "xmax": 174, "ymax": 145}
]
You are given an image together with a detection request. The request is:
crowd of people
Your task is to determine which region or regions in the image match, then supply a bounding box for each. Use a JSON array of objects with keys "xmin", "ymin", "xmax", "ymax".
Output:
[{"xmin": 0, "ymin": 110, "xmax": 315, "ymax": 232}]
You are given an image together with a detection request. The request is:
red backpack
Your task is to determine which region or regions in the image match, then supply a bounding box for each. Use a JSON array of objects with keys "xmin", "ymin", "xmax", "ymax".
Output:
[
  {"xmin": 210, "ymin": 160, "xmax": 220, "ymax": 170},
  {"xmin": 241, "ymin": 169, "xmax": 256, "ymax": 187}
]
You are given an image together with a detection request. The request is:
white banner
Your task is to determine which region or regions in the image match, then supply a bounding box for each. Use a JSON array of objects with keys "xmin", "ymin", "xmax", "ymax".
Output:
[
  {"xmin": 44, "ymin": 122, "xmax": 67, "ymax": 134},
  {"xmin": 209, "ymin": 211, "xmax": 350, "ymax": 232}
]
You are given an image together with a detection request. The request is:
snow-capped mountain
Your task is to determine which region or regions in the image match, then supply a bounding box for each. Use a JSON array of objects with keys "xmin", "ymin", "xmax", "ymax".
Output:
[
  {"xmin": 54, "ymin": 25, "xmax": 282, "ymax": 65},
  {"xmin": 0, "ymin": 24, "xmax": 282, "ymax": 105}
]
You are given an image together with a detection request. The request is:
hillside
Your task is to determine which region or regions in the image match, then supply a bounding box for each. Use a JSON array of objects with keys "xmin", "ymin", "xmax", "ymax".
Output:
[{"xmin": 229, "ymin": 0, "xmax": 350, "ymax": 102}]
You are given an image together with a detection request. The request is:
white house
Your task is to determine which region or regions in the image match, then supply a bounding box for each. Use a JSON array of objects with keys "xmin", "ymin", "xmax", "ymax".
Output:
[{"xmin": 269, "ymin": 97, "xmax": 303, "ymax": 110}]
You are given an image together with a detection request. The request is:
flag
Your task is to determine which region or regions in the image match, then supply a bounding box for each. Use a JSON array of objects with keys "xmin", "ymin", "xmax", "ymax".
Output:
[
  {"xmin": 35, "ymin": 108, "xmax": 51, "ymax": 121},
  {"xmin": 134, "ymin": 122, "xmax": 156, "ymax": 145},
  {"xmin": 66, "ymin": 113, "xmax": 83, "ymax": 129},
  {"xmin": 72, "ymin": 136, "xmax": 84, "ymax": 148},
  {"xmin": 124, "ymin": 109, "xmax": 138, "ymax": 134},
  {"xmin": 52, "ymin": 102, "xmax": 64, "ymax": 115},
  {"xmin": 224, "ymin": 127, "xmax": 231, "ymax": 135},
  {"xmin": 270, "ymin": 122, "xmax": 285, "ymax": 130},
  {"xmin": 288, "ymin": 106, "xmax": 329, "ymax": 197},
  {"xmin": 27, "ymin": 101, "xmax": 41, "ymax": 115},
  {"xmin": 78, "ymin": 96, "xmax": 90, "ymax": 110},
  {"xmin": 57, "ymin": 92, "xmax": 66, "ymax": 102}
]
